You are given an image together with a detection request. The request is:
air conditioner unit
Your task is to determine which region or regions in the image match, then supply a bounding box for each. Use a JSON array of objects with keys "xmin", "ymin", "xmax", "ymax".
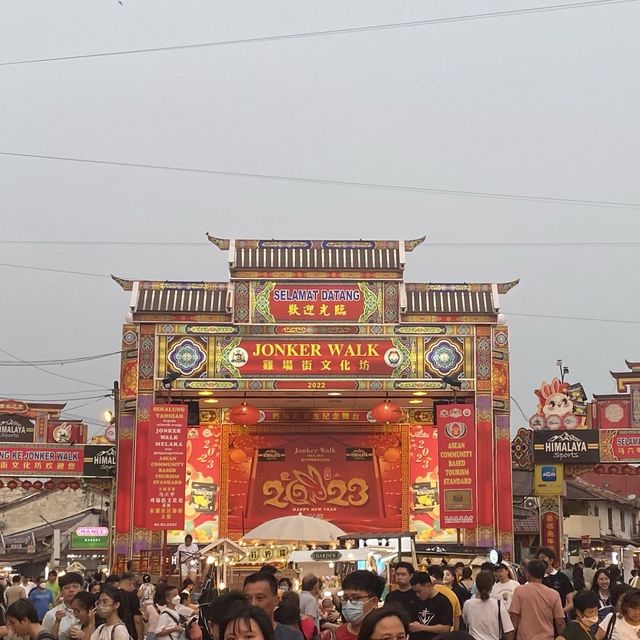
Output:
[{"xmin": 524, "ymin": 497, "xmax": 538, "ymax": 510}]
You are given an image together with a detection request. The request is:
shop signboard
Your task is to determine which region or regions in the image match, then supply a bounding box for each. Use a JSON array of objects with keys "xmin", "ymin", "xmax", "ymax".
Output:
[
  {"xmin": 0, "ymin": 445, "xmax": 84, "ymax": 474},
  {"xmin": 533, "ymin": 430, "xmax": 600, "ymax": 464},
  {"xmin": 47, "ymin": 420, "xmax": 86, "ymax": 445},
  {"xmin": 437, "ymin": 404, "xmax": 477, "ymax": 529},
  {"xmin": 539, "ymin": 495, "xmax": 563, "ymax": 564},
  {"xmin": 534, "ymin": 464, "xmax": 564, "ymax": 495},
  {"xmin": 0, "ymin": 414, "xmax": 35, "ymax": 443},
  {"xmin": 218, "ymin": 337, "xmax": 413, "ymax": 378},
  {"xmin": 147, "ymin": 405, "xmax": 187, "ymax": 530},
  {"xmin": 599, "ymin": 429, "xmax": 640, "ymax": 462},
  {"xmin": 84, "ymin": 445, "xmax": 117, "ymax": 477},
  {"xmin": 70, "ymin": 527, "xmax": 109, "ymax": 550}
]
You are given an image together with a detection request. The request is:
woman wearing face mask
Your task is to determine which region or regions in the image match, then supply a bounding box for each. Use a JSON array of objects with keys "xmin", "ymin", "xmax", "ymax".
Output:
[
  {"xmin": 591, "ymin": 571, "xmax": 612, "ymax": 623},
  {"xmin": 91, "ymin": 586, "xmax": 129, "ymax": 640},
  {"xmin": 596, "ymin": 589, "xmax": 640, "ymax": 640},
  {"xmin": 557, "ymin": 590, "xmax": 599, "ymax": 640},
  {"xmin": 278, "ymin": 579, "xmax": 293, "ymax": 594},
  {"xmin": 155, "ymin": 587, "xmax": 184, "ymax": 640}
]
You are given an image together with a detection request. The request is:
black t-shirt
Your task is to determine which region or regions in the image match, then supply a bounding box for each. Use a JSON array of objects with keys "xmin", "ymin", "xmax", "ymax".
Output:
[
  {"xmin": 543, "ymin": 572, "xmax": 574, "ymax": 607},
  {"xmin": 560, "ymin": 621, "xmax": 596, "ymax": 640},
  {"xmin": 385, "ymin": 589, "xmax": 418, "ymax": 617},
  {"xmin": 409, "ymin": 593, "xmax": 453, "ymax": 640},
  {"xmin": 119, "ymin": 589, "xmax": 142, "ymax": 639}
]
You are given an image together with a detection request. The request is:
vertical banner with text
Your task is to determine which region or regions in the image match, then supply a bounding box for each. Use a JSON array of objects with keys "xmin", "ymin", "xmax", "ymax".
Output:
[
  {"xmin": 147, "ymin": 405, "xmax": 187, "ymax": 530},
  {"xmin": 437, "ymin": 404, "xmax": 477, "ymax": 529}
]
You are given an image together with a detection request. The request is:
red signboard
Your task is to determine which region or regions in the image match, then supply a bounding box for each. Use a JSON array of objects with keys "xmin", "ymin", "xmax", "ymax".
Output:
[
  {"xmin": 147, "ymin": 405, "xmax": 188, "ymax": 530},
  {"xmin": 258, "ymin": 283, "xmax": 369, "ymax": 323},
  {"xmin": 0, "ymin": 445, "xmax": 83, "ymax": 474},
  {"xmin": 47, "ymin": 421, "xmax": 87, "ymax": 445},
  {"xmin": 437, "ymin": 404, "xmax": 477, "ymax": 529},
  {"xmin": 224, "ymin": 427, "xmax": 406, "ymax": 535},
  {"xmin": 539, "ymin": 495, "xmax": 562, "ymax": 563},
  {"xmin": 599, "ymin": 429, "xmax": 640, "ymax": 462},
  {"xmin": 220, "ymin": 337, "xmax": 412, "ymax": 378},
  {"xmin": 168, "ymin": 425, "xmax": 222, "ymax": 544}
]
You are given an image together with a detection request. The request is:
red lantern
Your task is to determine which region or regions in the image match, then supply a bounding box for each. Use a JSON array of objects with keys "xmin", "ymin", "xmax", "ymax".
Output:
[
  {"xmin": 33, "ymin": 480, "xmax": 43, "ymax": 490},
  {"xmin": 371, "ymin": 400, "xmax": 403, "ymax": 424},
  {"xmin": 7, "ymin": 480, "xmax": 18, "ymax": 490},
  {"xmin": 57, "ymin": 481, "xmax": 68, "ymax": 490},
  {"xmin": 69, "ymin": 481, "xmax": 80, "ymax": 490},
  {"xmin": 0, "ymin": 480, "xmax": 4, "ymax": 488},
  {"xmin": 229, "ymin": 403, "xmax": 260, "ymax": 426},
  {"xmin": 610, "ymin": 466, "xmax": 620, "ymax": 475},
  {"xmin": 44, "ymin": 480, "xmax": 55, "ymax": 490},
  {"xmin": 21, "ymin": 480, "xmax": 32, "ymax": 490},
  {"xmin": 594, "ymin": 465, "xmax": 605, "ymax": 474}
]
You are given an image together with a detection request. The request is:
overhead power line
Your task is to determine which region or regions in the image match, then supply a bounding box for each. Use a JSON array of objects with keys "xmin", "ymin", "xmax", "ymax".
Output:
[
  {"xmin": 0, "ymin": 262, "xmax": 112, "ymax": 279},
  {"xmin": 2, "ymin": 151, "xmax": 640, "ymax": 210},
  {"xmin": 509, "ymin": 312, "xmax": 640, "ymax": 324},
  {"xmin": 0, "ymin": 346, "xmax": 112, "ymax": 390},
  {"xmin": 0, "ymin": 0, "xmax": 638, "ymax": 67},
  {"xmin": 0, "ymin": 350, "xmax": 123, "ymax": 366}
]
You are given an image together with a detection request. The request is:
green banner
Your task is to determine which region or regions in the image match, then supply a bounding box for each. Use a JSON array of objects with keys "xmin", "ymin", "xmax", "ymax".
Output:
[{"xmin": 70, "ymin": 533, "xmax": 108, "ymax": 550}]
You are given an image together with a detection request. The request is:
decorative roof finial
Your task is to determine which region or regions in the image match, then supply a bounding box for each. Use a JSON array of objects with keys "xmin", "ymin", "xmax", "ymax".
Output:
[{"xmin": 206, "ymin": 233, "xmax": 230, "ymax": 250}]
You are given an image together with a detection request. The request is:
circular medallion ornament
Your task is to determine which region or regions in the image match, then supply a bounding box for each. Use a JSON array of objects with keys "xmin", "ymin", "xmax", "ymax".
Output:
[
  {"xmin": 529, "ymin": 414, "xmax": 545, "ymax": 430},
  {"xmin": 562, "ymin": 414, "xmax": 579, "ymax": 430},
  {"xmin": 546, "ymin": 415, "xmax": 562, "ymax": 430},
  {"xmin": 384, "ymin": 348, "xmax": 402, "ymax": 368},
  {"xmin": 168, "ymin": 338, "xmax": 207, "ymax": 375},
  {"xmin": 604, "ymin": 403, "xmax": 624, "ymax": 424}
]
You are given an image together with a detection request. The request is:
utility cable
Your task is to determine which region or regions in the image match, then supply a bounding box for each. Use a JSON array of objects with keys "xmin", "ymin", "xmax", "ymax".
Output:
[
  {"xmin": 0, "ymin": 346, "xmax": 112, "ymax": 390},
  {"xmin": 0, "ymin": 350, "xmax": 123, "ymax": 366},
  {"xmin": 2, "ymin": 151, "xmax": 640, "ymax": 210},
  {"xmin": 0, "ymin": 0, "xmax": 638, "ymax": 67}
]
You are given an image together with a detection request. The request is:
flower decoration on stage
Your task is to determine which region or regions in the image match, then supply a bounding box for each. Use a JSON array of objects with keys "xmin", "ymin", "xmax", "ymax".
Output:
[
  {"xmin": 229, "ymin": 402, "xmax": 261, "ymax": 426},
  {"xmin": 168, "ymin": 338, "xmax": 207, "ymax": 375},
  {"xmin": 371, "ymin": 400, "xmax": 403, "ymax": 424}
]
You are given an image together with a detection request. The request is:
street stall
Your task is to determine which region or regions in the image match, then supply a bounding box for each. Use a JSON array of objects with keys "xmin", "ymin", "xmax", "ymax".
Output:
[{"xmin": 288, "ymin": 547, "xmax": 397, "ymax": 590}]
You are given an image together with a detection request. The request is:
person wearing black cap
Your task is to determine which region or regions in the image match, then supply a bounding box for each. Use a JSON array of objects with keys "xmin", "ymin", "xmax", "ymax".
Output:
[
  {"xmin": 42, "ymin": 572, "xmax": 84, "ymax": 640},
  {"xmin": 490, "ymin": 562, "xmax": 520, "ymax": 610}
]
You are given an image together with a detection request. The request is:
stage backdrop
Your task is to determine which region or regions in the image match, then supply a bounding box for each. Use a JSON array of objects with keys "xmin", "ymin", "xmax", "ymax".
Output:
[{"xmin": 221, "ymin": 425, "xmax": 408, "ymax": 536}]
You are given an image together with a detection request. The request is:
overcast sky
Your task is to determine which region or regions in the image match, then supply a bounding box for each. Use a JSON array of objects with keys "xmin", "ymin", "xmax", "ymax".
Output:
[{"xmin": 1, "ymin": 0, "xmax": 639, "ymax": 434}]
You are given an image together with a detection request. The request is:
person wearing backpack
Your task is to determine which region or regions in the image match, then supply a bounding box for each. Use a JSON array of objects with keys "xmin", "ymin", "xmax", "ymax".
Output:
[
  {"xmin": 156, "ymin": 586, "xmax": 185, "ymax": 640},
  {"xmin": 92, "ymin": 585, "xmax": 131, "ymax": 640},
  {"xmin": 6, "ymin": 598, "xmax": 57, "ymax": 640}
]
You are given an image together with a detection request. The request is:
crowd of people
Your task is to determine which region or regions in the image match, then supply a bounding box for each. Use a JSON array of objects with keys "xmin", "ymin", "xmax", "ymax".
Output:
[{"xmin": 1, "ymin": 547, "xmax": 639, "ymax": 640}]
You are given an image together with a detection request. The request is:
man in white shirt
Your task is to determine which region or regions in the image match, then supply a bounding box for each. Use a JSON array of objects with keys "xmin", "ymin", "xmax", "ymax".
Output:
[
  {"xmin": 42, "ymin": 572, "xmax": 83, "ymax": 640},
  {"xmin": 299, "ymin": 575, "xmax": 321, "ymax": 629},
  {"xmin": 176, "ymin": 534, "xmax": 199, "ymax": 578},
  {"xmin": 491, "ymin": 562, "xmax": 520, "ymax": 609},
  {"xmin": 21, "ymin": 576, "xmax": 37, "ymax": 596}
]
